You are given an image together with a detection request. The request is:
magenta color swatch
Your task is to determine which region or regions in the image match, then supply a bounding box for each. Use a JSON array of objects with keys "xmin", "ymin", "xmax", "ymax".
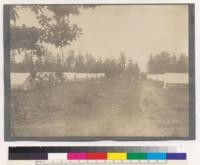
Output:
[{"xmin": 67, "ymin": 153, "xmax": 87, "ymax": 160}]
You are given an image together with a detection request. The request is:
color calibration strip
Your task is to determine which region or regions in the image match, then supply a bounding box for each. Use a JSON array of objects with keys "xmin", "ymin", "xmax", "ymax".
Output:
[
  {"xmin": 9, "ymin": 152, "xmax": 186, "ymax": 160},
  {"xmin": 9, "ymin": 146, "xmax": 186, "ymax": 162}
]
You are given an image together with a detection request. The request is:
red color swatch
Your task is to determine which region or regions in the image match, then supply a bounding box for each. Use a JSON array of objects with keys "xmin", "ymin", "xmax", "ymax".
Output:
[{"xmin": 87, "ymin": 153, "xmax": 107, "ymax": 160}]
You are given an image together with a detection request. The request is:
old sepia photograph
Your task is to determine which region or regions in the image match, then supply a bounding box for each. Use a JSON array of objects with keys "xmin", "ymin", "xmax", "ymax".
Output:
[{"xmin": 4, "ymin": 4, "xmax": 195, "ymax": 140}]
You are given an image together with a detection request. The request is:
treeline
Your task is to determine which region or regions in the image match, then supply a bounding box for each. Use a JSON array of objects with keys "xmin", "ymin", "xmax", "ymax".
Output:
[
  {"xmin": 11, "ymin": 51, "xmax": 140, "ymax": 79},
  {"xmin": 147, "ymin": 52, "xmax": 188, "ymax": 74},
  {"xmin": 10, "ymin": 6, "xmax": 140, "ymax": 79}
]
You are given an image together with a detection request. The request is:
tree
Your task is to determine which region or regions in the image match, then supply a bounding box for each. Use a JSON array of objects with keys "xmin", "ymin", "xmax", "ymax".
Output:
[
  {"xmin": 93, "ymin": 58, "xmax": 103, "ymax": 73},
  {"xmin": 74, "ymin": 54, "xmax": 84, "ymax": 72},
  {"xmin": 153, "ymin": 51, "xmax": 171, "ymax": 73},
  {"xmin": 147, "ymin": 55, "xmax": 154, "ymax": 73},
  {"xmin": 126, "ymin": 59, "xmax": 140, "ymax": 79},
  {"xmin": 85, "ymin": 53, "xmax": 96, "ymax": 72},
  {"xmin": 10, "ymin": 25, "xmax": 42, "ymax": 52},
  {"xmin": 147, "ymin": 52, "xmax": 188, "ymax": 74},
  {"xmin": 64, "ymin": 50, "xmax": 75, "ymax": 71},
  {"xmin": 133, "ymin": 63, "xmax": 140, "ymax": 79},
  {"xmin": 10, "ymin": 6, "xmax": 19, "ymax": 26},
  {"xmin": 126, "ymin": 58, "xmax": 134, "ymax": 74},
  {"xmin": 119, "ymin": 51, "xmax": 126, "ymax": 72},
  {"xmin": 147, "ymin": 52, "xmax": 172, "ymax": 73},
  {"xmin": 168, "ymin": 55, "xmax": 177, "ymax": 72},
  {"xmin": 41, "ymin": 19, "xmax": 82, "ymax": 65},
  {"xmin": 10, "ymin": 5, "xmax": 96, "ymax": 59},
  {"xmin": 176, "ymin": 54, "xmax": 188, "ymax": 73}
]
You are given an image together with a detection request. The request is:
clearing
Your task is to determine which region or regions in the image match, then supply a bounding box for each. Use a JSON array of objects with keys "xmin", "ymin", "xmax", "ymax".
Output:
[{"xmin": 11, "ymin": 79, "xmax": 188, "ymax": 137}]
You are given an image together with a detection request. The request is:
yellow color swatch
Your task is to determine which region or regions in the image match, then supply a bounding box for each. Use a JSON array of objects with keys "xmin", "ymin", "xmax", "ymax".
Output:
[{"xmin": 107, "ymin": 153, "xmax": 127, "ymax": 160}]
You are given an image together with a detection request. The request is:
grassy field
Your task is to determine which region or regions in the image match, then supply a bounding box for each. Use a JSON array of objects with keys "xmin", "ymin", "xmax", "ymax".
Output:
[{"xmin": 11, "ymin": 79, "xmax": 189, "ymax": 137}]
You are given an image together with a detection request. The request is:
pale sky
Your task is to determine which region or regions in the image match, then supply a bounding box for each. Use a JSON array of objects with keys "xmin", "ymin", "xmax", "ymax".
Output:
[{"xmin": 14, "ymin": 5, "xmax": 189, "ymax": 71}]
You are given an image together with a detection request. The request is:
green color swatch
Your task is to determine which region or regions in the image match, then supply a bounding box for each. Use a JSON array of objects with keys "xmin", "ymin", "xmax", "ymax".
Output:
[{"xmin": 127, "ymin": 153, "xmax": 147, "ymax": 160}]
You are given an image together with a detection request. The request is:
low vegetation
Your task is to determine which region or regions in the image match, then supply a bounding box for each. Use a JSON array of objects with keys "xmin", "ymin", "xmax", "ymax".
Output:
[{"xmin": 11, "ymin": 79, "xmax": 188, "ymax": 137}]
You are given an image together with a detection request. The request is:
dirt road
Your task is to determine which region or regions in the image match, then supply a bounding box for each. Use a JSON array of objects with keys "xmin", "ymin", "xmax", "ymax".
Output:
[{"xmin": 137, "ymin": 81, "xmax": 188, "ymax": 137}]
